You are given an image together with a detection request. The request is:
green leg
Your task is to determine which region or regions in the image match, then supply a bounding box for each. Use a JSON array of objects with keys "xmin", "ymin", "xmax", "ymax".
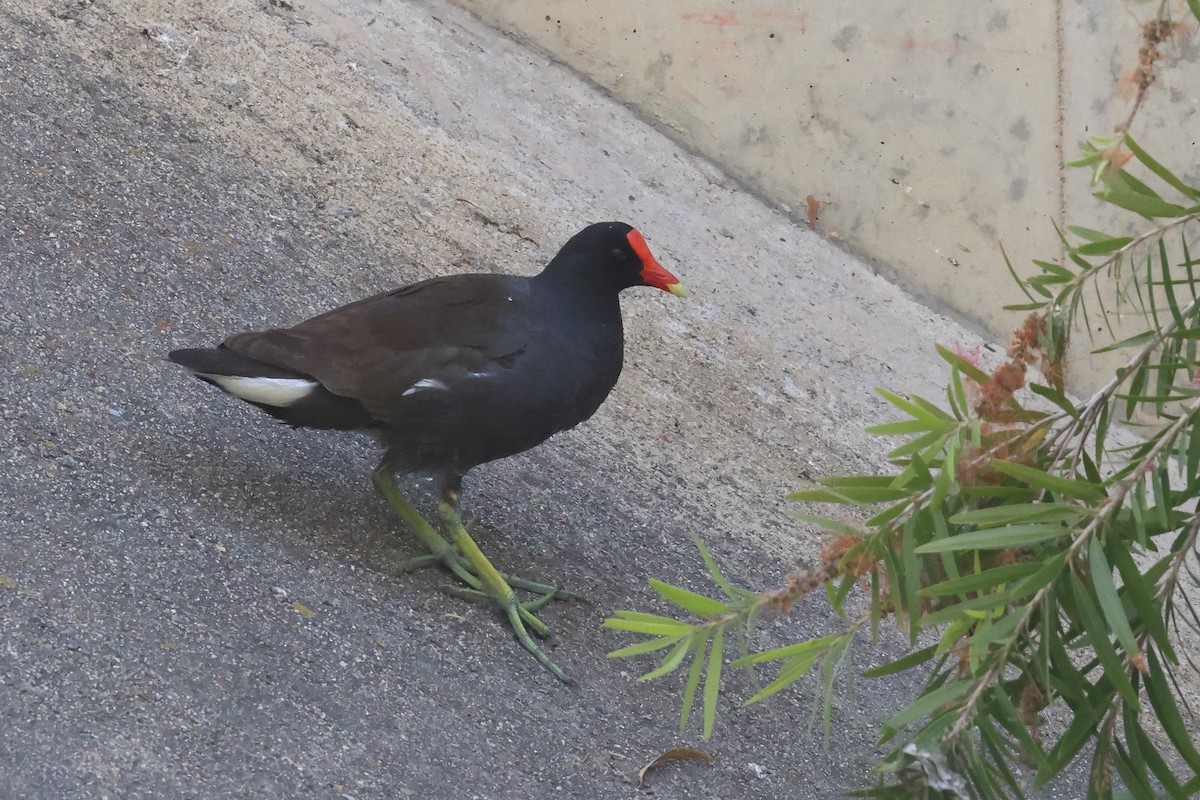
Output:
[
  {"xmin": 373, "ymin": 466, "xmax": 572, "ymax": 600},
  {"xmin": 437, "ymin": 492, "xmax": 570, "ymax": 684},
  {"xmin": 372, "ymin": 465, "xmax": 480, "ymax": 588},
  {"xmin": 372, "ymin": 465, "xmax": 571, "ymax": 683}
]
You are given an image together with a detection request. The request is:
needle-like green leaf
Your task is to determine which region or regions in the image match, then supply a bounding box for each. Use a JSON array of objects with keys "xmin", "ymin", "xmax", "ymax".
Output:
[
  {"xmin": 703, "ymin": 628, "xmax": 724, "ymax": 739},
  {"xmin": 1124, "ymin": 133, "xmax": 1200, "ymax": 201},
  {"xmin": 638, "ymin": 633, "xmax": 697, "ymax": 682},
  {"xmin": 920, "ymin": 562, "xmax": 1040, "ymax": 597},
  {"xmin": 882, "ymin": 679, "xmax": 974, "ymax": 733},
  {"xmin": 859, "ymin": 644, "xmax": 937, "ymax": 678},
  {"xmin": 679, "ymin": 632, "xmax": 709, "ymax": 733},
  {"xmin": 950, "ymin": 502, "xmax": 1087, "ymax": 527},
  {"xmin": 988, "ymin": 460, "xmax": 1107, "ymax": 501},
  {"xmin": 608, "ymin": 633, "xmax": 688, "ymax": 659},
  {"xmin": 1067, "ymin": 571, "xmax": 1140, "ymax": 707},
  {"xmin": 1087, "ymin": 538, "xmax": 1139, "ymax": 658},
  {"xmin": 649, "ymin": 578, "xmax": 731, "ymax": 616},
  {"xmin": 914, "ymin": 523, "xmax": 1070, "ymax": 553},
  {"xmin": 1144, "ymin": 648, "xmax": 1200, "ymax": 774},
  {"xmin": 604, "ymin": 618, "xmax": 694, "ymax": 637}
]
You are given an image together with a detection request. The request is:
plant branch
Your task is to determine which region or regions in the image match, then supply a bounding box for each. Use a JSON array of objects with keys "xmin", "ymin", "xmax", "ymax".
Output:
[
  {"xmin": 946, "ymin": 396, "xmax": 1200, "ymax": 740},
  {"xmin": 1053, "ymin": 212, "xmax": 1199, "ymax": 308},
  {"xmin": 1045, "ymin": 289, "xmax": 1200, "ymax": 473}
]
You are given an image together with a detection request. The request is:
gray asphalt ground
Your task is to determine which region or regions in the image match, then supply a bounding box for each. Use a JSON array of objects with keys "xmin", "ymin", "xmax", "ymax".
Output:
[
  {"xmin": 0, "ymin": 2, "xmax": 1079, "ymax": 798},
  {"xmin": 0, "ymin": 10, "xmax": 890, "ymax": 798}
]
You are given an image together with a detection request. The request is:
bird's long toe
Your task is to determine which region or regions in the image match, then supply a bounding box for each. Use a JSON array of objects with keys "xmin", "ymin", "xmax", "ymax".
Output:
[
  {"xmin": 404, "ymin": 543, "xmax": 577, "ymax": 603},
  {"xmin": 443, "ymin": 586, "xmax": 553, "ymax": 637}
]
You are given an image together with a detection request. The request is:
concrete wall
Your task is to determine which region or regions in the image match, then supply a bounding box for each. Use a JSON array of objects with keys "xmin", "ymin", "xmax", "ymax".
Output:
[{"xmin": 454, "ymin": 0, "xmax": 1199, "ymax": 386}]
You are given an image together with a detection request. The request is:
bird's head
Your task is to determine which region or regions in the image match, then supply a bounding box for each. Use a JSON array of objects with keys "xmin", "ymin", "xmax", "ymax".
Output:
[{"xmin": 545, "ymin": 222, "xmax": 688, "ymax": 298}]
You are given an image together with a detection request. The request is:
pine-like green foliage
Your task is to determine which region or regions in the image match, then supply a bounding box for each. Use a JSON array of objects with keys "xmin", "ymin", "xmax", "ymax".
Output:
[{"xmin": 606, "ymin": 9, "xmax": 1200, "ymax": 798}]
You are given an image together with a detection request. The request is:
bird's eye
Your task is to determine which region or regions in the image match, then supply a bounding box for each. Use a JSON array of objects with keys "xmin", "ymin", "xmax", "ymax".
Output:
[{"xmin": 611, "ymin": 247, "xmax": 627, "ymax": 259}]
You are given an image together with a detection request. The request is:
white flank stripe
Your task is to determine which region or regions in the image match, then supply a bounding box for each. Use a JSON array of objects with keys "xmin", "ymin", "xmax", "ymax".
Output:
[
  {"xmin": 199, "ymin": 374, "xmax": 318, "ymax": 407},
  {"xmin": 401, "ymin": 377, "xmax": 450, "ymax": 397}
]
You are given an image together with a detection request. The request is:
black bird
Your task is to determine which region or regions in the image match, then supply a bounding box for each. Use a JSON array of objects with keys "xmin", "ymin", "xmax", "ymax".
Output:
[{"xmin": 169, "ymin": 222, "xmax": 686, "ymax": 680}]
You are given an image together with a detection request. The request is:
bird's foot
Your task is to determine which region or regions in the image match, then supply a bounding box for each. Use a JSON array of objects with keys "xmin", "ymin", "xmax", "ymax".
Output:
[
  {"xmin": 404, "ymin": 547, "xmax": 571, "ymax": 630},
  {"xmin": 403, "ymin": 549, "xmax": 578, "ymax": 603},
  {"xmin": 372, "ymin": 465, "xmax": 572, "ymax": 682},
  {"xmin": 406, "ymin": 543, "xmax": 575, "ymax": 668},
  {"xmin": 434, "ymin": 499, "xmax": 571, "ymax": 683},
  {"xmin": 444, "ymin": 583, "xmax": 559, "ymax": 622}
]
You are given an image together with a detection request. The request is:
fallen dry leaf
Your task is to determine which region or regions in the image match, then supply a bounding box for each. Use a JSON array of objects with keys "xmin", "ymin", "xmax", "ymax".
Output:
[
  {"xmin": 292, "ymin": 602, "xmax": 315, "ymax": 619},
  {"xmin": 636, "ymin": 747, "xmax": 712, "ymax": 789}
]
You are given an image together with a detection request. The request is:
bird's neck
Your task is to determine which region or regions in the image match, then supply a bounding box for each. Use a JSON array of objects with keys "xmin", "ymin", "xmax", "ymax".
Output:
[{"xmin": 535, "ymin": 254, "xmax": 633, "ymax": 300}]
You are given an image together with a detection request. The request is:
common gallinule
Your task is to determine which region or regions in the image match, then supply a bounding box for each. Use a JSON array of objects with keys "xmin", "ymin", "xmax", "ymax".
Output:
[{"xmin": 169, "ymin": 222, "xmax": 686, "ymax": 681}]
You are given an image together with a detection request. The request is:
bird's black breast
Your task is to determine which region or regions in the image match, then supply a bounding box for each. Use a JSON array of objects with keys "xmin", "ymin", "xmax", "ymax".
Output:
[{"xmin": 380, "ymin": 289, "xmax": 625, "ymax": 476}]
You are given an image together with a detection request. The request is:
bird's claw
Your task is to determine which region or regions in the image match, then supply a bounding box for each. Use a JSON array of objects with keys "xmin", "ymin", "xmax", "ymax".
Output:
[
  {"xmin": 405, "ymin": 547, "xmax": 576, "ymax": 604},
  {"xmin": 441, "ymin": 586, "xmax": 555, "ymax": 637}
]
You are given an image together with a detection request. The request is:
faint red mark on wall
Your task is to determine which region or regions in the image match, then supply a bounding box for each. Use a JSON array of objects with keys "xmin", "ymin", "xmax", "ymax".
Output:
[
  {"xmin": 682, "ymin": 10, "xmax": 808, "ymax": 33},
  {"xmin": 869, "ymin": 35, "xmax": 1031, "ymax": 58},
  {"xmin": 681, "ymin": 11, "xmax": 740, "ymax": 29}
]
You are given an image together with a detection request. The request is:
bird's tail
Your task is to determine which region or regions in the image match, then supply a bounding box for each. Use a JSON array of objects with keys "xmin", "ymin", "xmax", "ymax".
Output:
[
  {"xmin": 168, "ymin": 346, "xmax": 376, "ymax": 430},
  {"xmin": 168, "ymin": 347, "xmax": 319, "ymax": 408}
]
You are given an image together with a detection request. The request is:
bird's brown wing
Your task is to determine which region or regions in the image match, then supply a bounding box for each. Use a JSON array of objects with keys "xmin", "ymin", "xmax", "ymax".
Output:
[{"xmin": 223, "ymin": 274, "xmax": 531, "ymax": 420}]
